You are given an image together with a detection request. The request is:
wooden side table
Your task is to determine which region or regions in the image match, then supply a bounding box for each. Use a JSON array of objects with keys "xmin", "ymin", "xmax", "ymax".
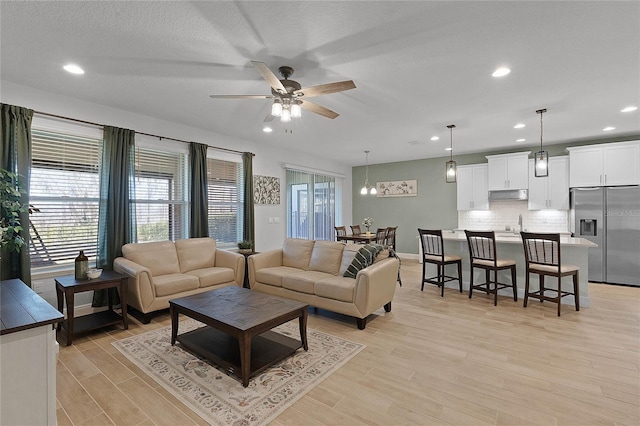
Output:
[
  {"xmin": 55, "ymin": 270, "xmax": 128, "ymax": 345},
  {"xmin": 241, "ymin": 251, "xmax": 259, "ymax": 288}
]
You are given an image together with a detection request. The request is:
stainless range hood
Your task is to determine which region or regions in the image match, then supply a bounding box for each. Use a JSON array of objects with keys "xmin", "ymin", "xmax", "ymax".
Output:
[{"xmin": 488, "ymin": 189, "xmax": 528, "ymax": 201}]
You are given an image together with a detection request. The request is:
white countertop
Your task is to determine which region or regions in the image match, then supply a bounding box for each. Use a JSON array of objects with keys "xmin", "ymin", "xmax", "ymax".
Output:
[{"xmin": 442, "ymin": 230, "xmax": 597, "ymax": 247}]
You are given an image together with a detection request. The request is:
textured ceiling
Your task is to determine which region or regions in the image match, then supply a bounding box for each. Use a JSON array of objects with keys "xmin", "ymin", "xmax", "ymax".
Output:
[{"xmin": 1, "ymin": 1, "xmax": 638, "ymax": 166}]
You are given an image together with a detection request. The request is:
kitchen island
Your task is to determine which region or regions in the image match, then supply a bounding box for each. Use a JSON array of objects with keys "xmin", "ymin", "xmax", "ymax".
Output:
[{"xmin": 421, "ymin": 231, "xmax": 597, "ymax": 307}]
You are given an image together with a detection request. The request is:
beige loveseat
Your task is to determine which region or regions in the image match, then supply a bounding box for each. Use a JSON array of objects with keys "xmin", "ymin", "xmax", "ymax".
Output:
[
  {"xmin": 248, "ymin": 238, "xmax": 399, "ymax": 329},
  {"xmin": 114, "ymin": 237, "xmax": 244, "ymax": 322}
]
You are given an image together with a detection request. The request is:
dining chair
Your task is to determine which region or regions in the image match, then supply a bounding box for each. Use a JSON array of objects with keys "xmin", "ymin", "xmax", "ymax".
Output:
[
  {"xmin": 384, "ymin": 226, "xmax": 398, "ymax": 251},
  {"xmin": 375, "ymin": 228, "xmax": 387, "ymax": 245},
  {"xmin": 520, "ymin": 232, "xmax": 579, "ymax": 316},
  {"xmin": 335, "ymin": 226, "xmax": 347, "ymax": 241},
  {"xmin": 418, "ymin": 229, "xmax": 462, "ymax": 297},
  {"xmin": 350, "ymin": 225, "xmax": 362, "ymax": 235},
  {"xmin": 464, "ymin": 230, "xmax": 517, "ymax": 306}
]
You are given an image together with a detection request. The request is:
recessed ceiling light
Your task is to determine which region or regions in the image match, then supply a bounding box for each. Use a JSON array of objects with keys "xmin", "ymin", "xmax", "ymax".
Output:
[
  {"xmin": 430, "ymin": 136, "xmax": 439, "ymax": 141},
  {"xmin": 445, "ymin": 147, "xmax": 453, "ymax": 151},
  {"xmin": 63, "ymin": 64, "xmax": 84, "ymax": 75},
  {"xmin": 262, "ymin": 126, "xmax": 272, "ymax": 133},
  {"xmin": 492, "ymin": 67, "xmax": 511, "ymax": 77},
  {"xmin": 602, "ymin": 126, "xmax": 615, "ymax": 131},
  {"xmin": 516, "ymin": 138, "xmax": 526, "ymax": 142},
  {"xmin": 621, "ymin": 106, "xmax": 638, "ymax": 113},
  {"xmin": 514, "ymin": 123, "xmax": 525, "ymax": 129}
]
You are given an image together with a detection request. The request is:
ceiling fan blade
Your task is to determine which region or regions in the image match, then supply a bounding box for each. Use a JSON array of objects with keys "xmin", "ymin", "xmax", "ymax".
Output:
[
  {"xmin": 251, "ymin": 61, "xmax": 287, "ymax": 94},
  {"xmin": 295, "ymin": 80, "xmax": 356, "ymax": 98},
  {"xmin": 209, "ymin": 94, "xmax": 273, "ymax": 99},
  {"xmin": 299, "ymin": 99, "xmax": 339, "ymax": 119}
]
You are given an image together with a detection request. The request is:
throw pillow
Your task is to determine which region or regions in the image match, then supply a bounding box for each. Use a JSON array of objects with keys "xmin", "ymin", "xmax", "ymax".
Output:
[{"xmin": 343, "ymin": 244, "xmax": 385, "ymax": 278}]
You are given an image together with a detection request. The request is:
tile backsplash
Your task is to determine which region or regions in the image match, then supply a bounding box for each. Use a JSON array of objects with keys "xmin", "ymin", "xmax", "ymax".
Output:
[{"xmin": 458, "ymin": 200, "xmax": 569, "ymax": 233}]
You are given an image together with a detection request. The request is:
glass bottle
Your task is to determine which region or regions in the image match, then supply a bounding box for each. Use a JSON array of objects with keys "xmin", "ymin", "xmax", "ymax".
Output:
[{"xmin": 75, "ymin": 250, "xmax": 88, "ymax": 280}]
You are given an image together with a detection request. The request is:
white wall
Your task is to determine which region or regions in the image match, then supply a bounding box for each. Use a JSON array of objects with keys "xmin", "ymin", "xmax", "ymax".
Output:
[{"xmin": 1, "ymin": 81, "xmax": 353, "ymax": 253}]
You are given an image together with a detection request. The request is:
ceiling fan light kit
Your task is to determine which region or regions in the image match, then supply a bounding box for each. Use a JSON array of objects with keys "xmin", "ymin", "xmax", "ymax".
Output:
[{"xmin": 210, "ymin": 61, "xmax": 355, "ymax": 126}]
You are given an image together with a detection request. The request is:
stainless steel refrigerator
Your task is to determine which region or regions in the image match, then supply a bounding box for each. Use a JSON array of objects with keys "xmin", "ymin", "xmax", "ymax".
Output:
[{"xmin": 571, "ymin": 186, "xmax": 640, "ymax": 286}]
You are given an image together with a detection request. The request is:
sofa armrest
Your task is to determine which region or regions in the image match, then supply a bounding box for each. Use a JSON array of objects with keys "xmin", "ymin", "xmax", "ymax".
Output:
[
  {"xmin": 113, "ymin": 257, "xmax": 155, "ymax": 312},
  {"xmin": 214, "ymin": 249, "xmax": 245, "ymax": 287},
  {"xmin": 247, "ymin": 249, "xmax": 283, "ymax": 288},
  {"xmin": 353, "ymin": 257, "xmax": 399, "ymax": 316}
]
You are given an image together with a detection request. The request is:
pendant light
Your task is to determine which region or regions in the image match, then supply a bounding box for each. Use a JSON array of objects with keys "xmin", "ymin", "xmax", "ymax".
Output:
[
  {"xmin": 534, "ymin": 108, "xmax": 549, "ymax": 177},
  {"xmin": 445, "ymin": 124, "xmax": 457, "ymax": 183},
  {"xmin": 360, "ymin": 150, "xmax": 377, "ymax": 195}
]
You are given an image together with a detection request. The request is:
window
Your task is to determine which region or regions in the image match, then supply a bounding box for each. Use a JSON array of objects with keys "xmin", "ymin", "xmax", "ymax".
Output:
[
  {"xmin": 286, "ymin": 168, "xmax": 340, "ymax": 240},
  {"xmin": 207, "ymin": 157, "xmax": 244, "ymax": 248},
  {"xmin": 29, "ymin": 128, "xmax": 101, "ymax": 268},
  {"xmin": 132, "ymin": 143, "xmax": 187, "ymax": 242}
]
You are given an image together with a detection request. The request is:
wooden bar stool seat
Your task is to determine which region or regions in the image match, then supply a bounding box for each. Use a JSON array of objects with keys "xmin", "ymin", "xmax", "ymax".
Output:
[
  {"xmin": 418, "ymin": 229, "xmax": 462, "ymax": 297},
  {"xmin": 465, "ymin": 230, "xmax": 517, "ymax": 306},
  {"xmin": 521, "ymin": 232, "xmax": 579, "ymax": 316}
]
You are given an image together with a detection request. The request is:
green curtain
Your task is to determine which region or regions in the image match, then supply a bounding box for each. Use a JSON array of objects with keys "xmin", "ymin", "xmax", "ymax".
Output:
[
  {"xmin": 0, "ymin": 104, "xmax": 33, "ymax": 285},
  {"xmin": 189, "ymin": 142, "xmax": 209, "ymax": 238},
  {"xmin": 93, "ymin": 126, "xmax": 136, "ymax": 306},
  {"xmin": 242, "ymin": 152, "xmax": 255, "ymax": 250}
]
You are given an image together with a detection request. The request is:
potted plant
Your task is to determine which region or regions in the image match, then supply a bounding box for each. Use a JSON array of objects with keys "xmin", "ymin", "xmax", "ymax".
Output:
[
  {"xmin": 1, "ymin": 169, "xmax": 28, "ymax": 279},
  {"xmin": 237, "ymin": 240, "xmax": 253, "ymax": 255}
]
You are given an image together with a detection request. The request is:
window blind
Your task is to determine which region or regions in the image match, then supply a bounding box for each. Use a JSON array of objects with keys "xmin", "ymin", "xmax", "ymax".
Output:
[
  {"xmin": 207, "ymin": 158, "xmax": 243, "ymax": 248},
  {"xmin": 29, "ymin": 130, "xmax": 101, "ymax": 268}
]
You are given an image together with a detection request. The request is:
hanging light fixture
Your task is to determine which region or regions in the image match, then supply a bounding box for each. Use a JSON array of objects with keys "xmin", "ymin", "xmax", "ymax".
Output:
[
  {"xmin": 271, "ymin": 96, "xmax": 302, "ymax": 123},
  {"xmin": 445, "ymin": 124, "xmax": 457, "ymax": 183},
  {"xmin": 534, "ymin": 108, "xmax": 549, "ymax": 177},
  {"xmin": 360, "ymin": 150, "xmax": 377, "ymax": 195}
]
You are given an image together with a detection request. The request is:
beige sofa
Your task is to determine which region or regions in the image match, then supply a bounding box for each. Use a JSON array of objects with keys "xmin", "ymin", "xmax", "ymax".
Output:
[
  {"xmin": 248, "ymin": 238, "xmax": 399, "ymax": 329},
  {"xmin": 113, "ymin": 237, "xmax": 244, "ymax": 322}
]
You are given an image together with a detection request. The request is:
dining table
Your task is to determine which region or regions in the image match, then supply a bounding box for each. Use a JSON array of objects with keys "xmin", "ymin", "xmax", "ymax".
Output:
[{"xmin": 337, "ymin": 234, "xmax": 377, "ymax": 243}]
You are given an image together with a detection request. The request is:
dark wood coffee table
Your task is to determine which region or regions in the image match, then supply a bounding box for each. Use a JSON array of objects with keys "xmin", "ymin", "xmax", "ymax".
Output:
[{"xmin": 169, "ymin": 286, "xmax": 308, "ymax": 387}]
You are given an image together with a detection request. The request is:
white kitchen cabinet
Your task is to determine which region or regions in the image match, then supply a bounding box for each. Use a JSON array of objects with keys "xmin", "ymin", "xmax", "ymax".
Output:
[
  {"xmin": 528, "ymin": 156, "xmax": 569, "ymax": 210},
  {"xmin": 486, "ymin": 151, "xmax": 530, "ymax": 190},
  {"xmin": 457, "ymin": 164, "xmax": 489, "ymax": 210},
  {"xmin": 568, "ymin": 141, "xmax": 640, "ymax": 187}
]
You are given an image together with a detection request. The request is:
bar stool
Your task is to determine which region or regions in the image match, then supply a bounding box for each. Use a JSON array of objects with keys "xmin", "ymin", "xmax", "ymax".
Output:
[
  {"xmin": 464, "ymin": 230, "xmax": 517, "ymax": 306},
  {"xmin": 520, "ymin": 232, "xmax": 579, "ymax": 316},
  {"xmin": 418, "ymin": 229, "xmax": 462, "ymax": 297}
]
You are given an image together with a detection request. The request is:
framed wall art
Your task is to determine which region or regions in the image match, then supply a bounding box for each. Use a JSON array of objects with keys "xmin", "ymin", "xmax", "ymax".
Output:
[
  {"xmin": 376, "ymin": 180, "xmax": 417, "ymax": 197},
  {"xmin": 253, "ymin": 175, "xmax": 280, "ymax": 204}
]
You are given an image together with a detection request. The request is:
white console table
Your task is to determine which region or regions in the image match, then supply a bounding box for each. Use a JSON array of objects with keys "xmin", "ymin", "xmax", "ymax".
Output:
[{"xmin": 1, "ymin": 279, "xmax": 63, "ymax": 426}]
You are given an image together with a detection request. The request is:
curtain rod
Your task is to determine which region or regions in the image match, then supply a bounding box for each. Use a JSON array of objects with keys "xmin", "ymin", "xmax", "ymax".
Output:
[{"xmin": 33, "ymin": 110, "xmax": 254, "ymax": 156}]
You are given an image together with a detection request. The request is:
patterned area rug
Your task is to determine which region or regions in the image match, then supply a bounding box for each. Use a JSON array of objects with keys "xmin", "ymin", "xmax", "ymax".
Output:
[{"xmin": 113, "ymin": 319, "xmax": 365, "ymax": 425}]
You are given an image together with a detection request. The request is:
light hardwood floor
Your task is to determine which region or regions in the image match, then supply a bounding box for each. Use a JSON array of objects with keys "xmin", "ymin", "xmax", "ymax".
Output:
[{"xmin": 56, "ymin": 259, "xmax": 640, "ymax": 425}]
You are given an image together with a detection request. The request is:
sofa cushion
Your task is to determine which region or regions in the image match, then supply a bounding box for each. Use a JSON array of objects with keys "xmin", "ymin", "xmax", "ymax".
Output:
[
  {"xmin": 175, "ymin": 238, "xmax": 216, "ymax": 273},
  {"xmin": 153, "ymin": 273, "xmax": 199, "ymax": 297},
  {"xmin": 314, "ymin": 276, "xmax": 356, "ymax": 303},
  {"xmin": 282, "ymin": 271, "xmax": 333, "ymax": 294},
  {"xmin": 186, "ymin": 267, "xmax": 235, "ymax": 287},
  {"xmin": 122, "ymin": 241, "xmax": 180, "ymax": 277},
  {"xmin": 309, "ymin": 241, "xmax": 345, "ymax": 275},
  {"xmin": 344, "ymin": 244, "xmax": 385, "ymax": 278},
  {"xmin": 282, "ymin": 238, "xmax": 314, "ymax": 270},
  {"xmin": 255, "ymin": 266, "xmax": 303, "ymax": 287}
]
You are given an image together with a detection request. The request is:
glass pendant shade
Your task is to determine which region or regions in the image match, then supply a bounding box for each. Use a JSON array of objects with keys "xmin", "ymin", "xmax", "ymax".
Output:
[
  {"xmin": 445, "ymin": 160, "xmax": 457, "ymax": 183},
  {"xmin": 271, "ymin": 100, "xmax": 282, "ymax": 117},
  {"xmin": 370, "ymin": 186, "xmax": 377, "ymax": 195},
  {"xmin": 280, "ymin": 108, "xmax": 291, "ymax": 123},
  {"xmin": 360, "ymin": 186, "xmax": 368, "ymax": 195},
  {"xmin": 291, "ymin": 102, "xmax": 302, "ymax": 118},
  {"xmin": 534, "ymin": 150, "xmax": 549, "ymax": 177}
]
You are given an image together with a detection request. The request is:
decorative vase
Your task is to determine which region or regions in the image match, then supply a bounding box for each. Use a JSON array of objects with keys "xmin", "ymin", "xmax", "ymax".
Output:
[
  {"xmin": 366, "ymin": 231, "xmax": 371, "ymax": 237},
  {"xmin": 75, "ymin": 250, "xmax": 88, "ymax": 280}
]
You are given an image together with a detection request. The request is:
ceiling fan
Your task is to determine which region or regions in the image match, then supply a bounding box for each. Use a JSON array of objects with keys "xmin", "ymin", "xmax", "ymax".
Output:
[{"xmin": 209, "ymin": 61, "xmax": 356, "ymax": 123}]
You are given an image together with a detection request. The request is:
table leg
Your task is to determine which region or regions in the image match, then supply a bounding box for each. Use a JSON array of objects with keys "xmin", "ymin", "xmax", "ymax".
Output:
[
  {"xmin": 299, "ymin": 309, "xmax": 308, "ymax": 351},
  {"xmin": 239, "ymin": 332, "xmax": 251, "ymax": 387},
  {"xmin": 108, "ymin": 286, "xmax": 113, "ymax": 312},
  {"xmin": 65, "ymin": 289, "xmax": 75, "ymax": 346},
  {"xmin": 120, "ymin": 278, "xmax": 128, "ymax": 330},
  {"xmin": 55, "ymin": 283, "xmax": 64, "ymax": 332},
  {"xmin": 170, "ymin": 304, "xmax": 178, "ymax": 345}
]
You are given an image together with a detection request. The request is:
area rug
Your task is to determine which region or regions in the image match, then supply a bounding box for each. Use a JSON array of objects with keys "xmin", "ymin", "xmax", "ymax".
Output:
[{"xmin": 112, "ymin": 319, "xmax": 365, "ymax": 425}]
